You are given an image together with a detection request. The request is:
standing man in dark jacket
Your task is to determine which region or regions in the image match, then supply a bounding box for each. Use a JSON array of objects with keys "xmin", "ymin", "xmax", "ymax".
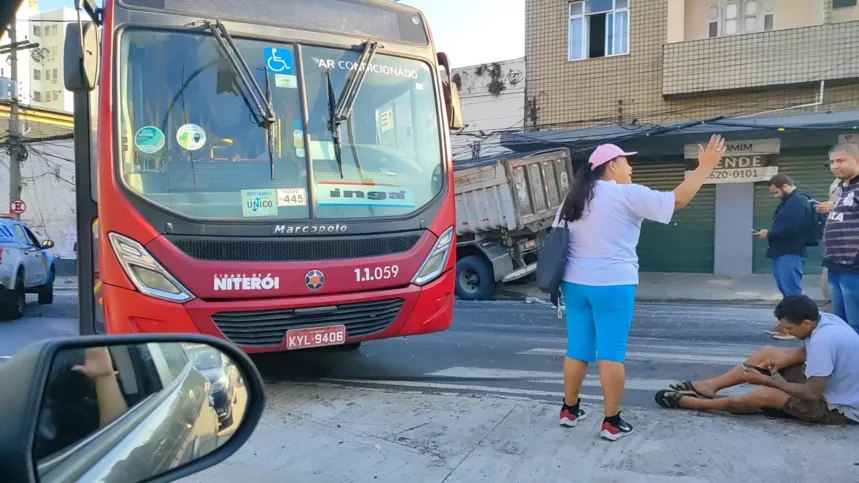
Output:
[
  {"xmin": 757, "ymin": 174, "xmax": 811, "ymax": 340},
  {"xmin": 822, "ymin": 143, "xmax": 859, "ymax": 332}
]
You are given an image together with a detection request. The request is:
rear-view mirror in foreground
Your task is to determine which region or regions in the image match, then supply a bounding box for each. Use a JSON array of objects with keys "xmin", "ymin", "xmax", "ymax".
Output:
[{"xmin": 0, "ymin": 334, "xmax": 265, "ymax": 483}]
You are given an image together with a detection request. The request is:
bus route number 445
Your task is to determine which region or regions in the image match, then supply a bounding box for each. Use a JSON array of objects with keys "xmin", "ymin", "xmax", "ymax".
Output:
[
  {"xmin": 286, "ymin": 325, "xmax": 347, "ymax": 350},
  {"xmin": 355, "ymin": 265, "xmax": 399, "ymax": 282}
]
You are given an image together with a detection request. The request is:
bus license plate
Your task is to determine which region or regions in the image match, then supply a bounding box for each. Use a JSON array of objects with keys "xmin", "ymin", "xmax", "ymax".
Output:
[{"xmin": 286, "ymin": 325, "xmax": 346, "ymax": 350}]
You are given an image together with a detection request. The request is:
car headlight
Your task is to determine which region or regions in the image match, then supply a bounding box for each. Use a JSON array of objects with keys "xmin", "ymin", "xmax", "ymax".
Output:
[
  {"xmin": 108, "ymin": 232, "xmax": 195, "ymax": 303},
  {"xmin": 411, "ymin": 227, "xmax": 454, "ymax": 286}
]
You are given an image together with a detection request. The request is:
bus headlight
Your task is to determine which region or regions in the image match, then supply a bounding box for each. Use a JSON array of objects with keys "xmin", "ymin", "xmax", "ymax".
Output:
[
  {"xmin": 411, "ymin": 227, "xmax": 454, "ymax": 286},
  {"xmin": 108, "ymin": 233, "xmax": 195, "ymax": 303}
]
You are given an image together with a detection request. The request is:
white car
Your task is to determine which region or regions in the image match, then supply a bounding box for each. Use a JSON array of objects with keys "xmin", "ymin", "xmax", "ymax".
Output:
[{"xmin": 0, "ymin": 217, "xmax": 56, "ymax": 319}]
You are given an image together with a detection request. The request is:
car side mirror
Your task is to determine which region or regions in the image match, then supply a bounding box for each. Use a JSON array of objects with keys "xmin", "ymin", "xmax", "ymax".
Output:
[
  {"xmin": 0, "ymin": 334, "xmax": 265, "ymax": 483},
  {"xmin": 41, "ymin": 240, "xmax": 55, "ymax": 249}
]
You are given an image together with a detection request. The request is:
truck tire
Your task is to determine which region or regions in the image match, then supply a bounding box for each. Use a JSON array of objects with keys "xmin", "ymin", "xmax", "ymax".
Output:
[
  {"xmin": 38, "ymin": 267, "xmax": 55, "ymax": 305},
  {"xmin": 455, "ymin": 255, "xmax": 497, "ymax": 301},
  {"xmin": 3, "ymin": 272, "xmax": 25, "ymax": 320}
]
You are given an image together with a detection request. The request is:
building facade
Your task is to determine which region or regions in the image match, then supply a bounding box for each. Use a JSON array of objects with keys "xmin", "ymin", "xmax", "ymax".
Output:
[
  {"xmin": 450, "ymin": 58, "xmax": 526, "ymax": 162},
  {"xmin": 27, "ymin": 7, "xmax": 77, "ymax": 112},
  {"xmin": 0, "ymin": 3, "xmax": 76, "ymax": 112},
  {"xmin": 506, "ymin": 0, "xmax": 859, "ymax": 276}
]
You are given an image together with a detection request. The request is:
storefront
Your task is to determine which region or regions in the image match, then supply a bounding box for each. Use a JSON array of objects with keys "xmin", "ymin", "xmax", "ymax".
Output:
[{"xmin": 500, "ymin": 115, "xmax": 853, "ymax": 275}]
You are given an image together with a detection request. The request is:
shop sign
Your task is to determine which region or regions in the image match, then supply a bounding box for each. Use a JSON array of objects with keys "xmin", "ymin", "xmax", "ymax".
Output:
[{"xmin": 683, "ymin": 138, "xmax": 780, "ymax": 184}]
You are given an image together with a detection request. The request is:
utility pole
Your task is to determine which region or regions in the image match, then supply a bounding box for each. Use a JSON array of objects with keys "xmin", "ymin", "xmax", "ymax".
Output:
[{"xmin": 7, "ymin": 18, "xmax": 22, "ymax": 219}]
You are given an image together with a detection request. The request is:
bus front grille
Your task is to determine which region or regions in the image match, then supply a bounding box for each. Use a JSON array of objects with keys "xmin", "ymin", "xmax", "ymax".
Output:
[
  {"xmin": 167, "ymin": 233, "xmax": 423, "ymax": 262},
  {"xmin": 210, "ymin": 298, "xmax": 404, "ymax": 347}
]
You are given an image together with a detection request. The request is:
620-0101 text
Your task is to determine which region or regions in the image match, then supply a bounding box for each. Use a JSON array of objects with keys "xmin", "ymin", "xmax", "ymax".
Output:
[{"xmin": 354, "ymin": 265, "xmax": 399, "ymax": 282}]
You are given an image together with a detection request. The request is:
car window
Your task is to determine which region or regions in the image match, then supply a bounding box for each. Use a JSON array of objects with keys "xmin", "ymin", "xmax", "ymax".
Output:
[
  {"xmin": 157, "ymin": 343, "xmax": 192, "ymax": 379},
  {"xmin": 23, "ymin": 226, "xmax": 41, "ymax": 247},
  {"xmin": 12, "ymin": 225, "xmax": 31, "ymax": 246},
  {"xmin": 0, "ymin": 226, "xmax": 13, "ymax": 238}
]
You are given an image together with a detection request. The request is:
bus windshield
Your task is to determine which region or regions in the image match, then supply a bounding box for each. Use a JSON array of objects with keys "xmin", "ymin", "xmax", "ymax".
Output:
[{"xmin": 117, "ymin": 29, "xmax": 443, "ymax": 221}]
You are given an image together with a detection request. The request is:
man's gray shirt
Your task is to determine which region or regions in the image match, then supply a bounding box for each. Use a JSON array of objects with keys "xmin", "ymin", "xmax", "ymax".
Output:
[{"xmin": 804, "ymin": 312, "xmax": 859, "ymax": 422}]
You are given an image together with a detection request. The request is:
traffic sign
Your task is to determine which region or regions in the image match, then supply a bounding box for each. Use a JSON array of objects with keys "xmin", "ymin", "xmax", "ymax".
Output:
[{"xmin": 10, "ymin": 199, "xmax": 26, "ymax": 215}]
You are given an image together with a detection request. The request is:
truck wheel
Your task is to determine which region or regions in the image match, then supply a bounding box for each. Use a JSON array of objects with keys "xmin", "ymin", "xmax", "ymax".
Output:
[
  {"xmin": 38, "ymin": 268, "xmax": 54, "ymax": 305},
  {"xmin": 455, "ymin": 255, "xmax": 496, "ymax": 301},
  {"xmin": 3, "ymin": 273, "xmax": 26, "ymax": 320}
]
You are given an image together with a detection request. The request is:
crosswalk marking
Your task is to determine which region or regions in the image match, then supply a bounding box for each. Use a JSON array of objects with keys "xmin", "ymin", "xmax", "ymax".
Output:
[
  {"xmin": 517, "ymin": 348, "xmax": 746, "ymax": 364},
  {"xmin": 321, "ymin": 378, "xmax": 604, "ymax": 401}
]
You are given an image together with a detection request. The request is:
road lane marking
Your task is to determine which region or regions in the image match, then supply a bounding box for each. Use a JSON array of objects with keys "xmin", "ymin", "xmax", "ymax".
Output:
[
  {"xmin": 517, "ymin": 348, "xmax": 745, "ymax": 364},
  {"xmin": 320, "ymin": 378, "xmax": 603, "ymax": 401}
]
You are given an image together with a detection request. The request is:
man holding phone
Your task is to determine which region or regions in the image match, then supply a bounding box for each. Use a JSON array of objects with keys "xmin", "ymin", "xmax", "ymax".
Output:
[
  {"xmin": 756, "ymin": 174, "xmax": 813, "ymax": 340},
  {"xmin": 654, "ymin": 296, "xmax": 859, "ymax": 425}
]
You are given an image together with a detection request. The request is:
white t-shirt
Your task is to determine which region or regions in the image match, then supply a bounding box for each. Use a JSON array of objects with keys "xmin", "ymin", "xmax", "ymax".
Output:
[
  {"xmin": 804, "ymin": 312, "xmax": 859, "ymax": 422},
  {"xmin": 553, "ymin": 180, "xmax": 676, "ymax": 286}
]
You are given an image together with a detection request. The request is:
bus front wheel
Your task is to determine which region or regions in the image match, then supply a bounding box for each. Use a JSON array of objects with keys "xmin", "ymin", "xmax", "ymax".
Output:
[{"xmin": 455, "ymin": 255, "xmax": 496, "ymax": 301}]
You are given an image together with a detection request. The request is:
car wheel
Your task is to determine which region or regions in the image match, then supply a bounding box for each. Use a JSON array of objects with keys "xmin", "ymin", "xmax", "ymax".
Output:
[{"xmin": 38, "ymin": 268, "xmax": 54, "ymax": 305}]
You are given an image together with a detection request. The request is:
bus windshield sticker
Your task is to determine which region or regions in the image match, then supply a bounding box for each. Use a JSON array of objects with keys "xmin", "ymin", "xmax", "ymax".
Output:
[
  {"xmin": 275, "ymin": 74, "xmax": 297, "ymax": 89},
  {"xmin": 276, "ymin": 188, "xmax": 307, "ymax": 207},
  {"xmin": 316, "ymin": 182, "xmax": 416, "ymax": 208},
  {"xmin": 134, "ymin": 126, "xmax": 165, "ymax": 154},
  {"xmin": 241, "ymin": 189, "xmax": 278, "ymax": 217},
  {"xmin": 315, "ymin": 58, "xmax": 419, "ymax": 80},
  {"xmin": 265, "ymin": 47, "xmax": 295, "ymax": 75},
  {"xmin": 176, "ymin": 124, "xmax": 207, "ymax": 151}
]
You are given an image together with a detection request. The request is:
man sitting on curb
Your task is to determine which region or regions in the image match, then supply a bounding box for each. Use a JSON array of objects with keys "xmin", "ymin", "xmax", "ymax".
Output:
[{"xmin": 655, "ymin": 295, "xmax": 859, "ymax": 425}]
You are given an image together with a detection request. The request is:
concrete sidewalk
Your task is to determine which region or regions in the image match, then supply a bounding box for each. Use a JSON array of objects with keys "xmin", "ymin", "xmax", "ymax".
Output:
[
  {"xmin": 502, "ymin": 272, "xmax": 824, "ymax": 304},
  {"xmin": 182, "ymin": 383, "xmax": 858, "ymax": 483}
]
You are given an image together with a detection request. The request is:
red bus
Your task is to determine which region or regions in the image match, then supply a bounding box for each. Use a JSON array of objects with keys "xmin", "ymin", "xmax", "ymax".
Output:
[{"xmin": 65, "ymin": 0, "xmax": 463, "ymax": 352}]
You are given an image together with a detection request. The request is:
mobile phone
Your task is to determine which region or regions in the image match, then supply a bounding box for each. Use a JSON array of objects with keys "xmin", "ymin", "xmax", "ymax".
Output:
[{"xmin": 743, "ymin": 363, "xmax": 771, "ymax": 375}]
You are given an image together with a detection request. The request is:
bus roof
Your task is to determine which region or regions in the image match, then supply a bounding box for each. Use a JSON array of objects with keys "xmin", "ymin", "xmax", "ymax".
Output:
[{"xmin": 119, "ymin": 0, "xmax": 430, "ymax": 45}]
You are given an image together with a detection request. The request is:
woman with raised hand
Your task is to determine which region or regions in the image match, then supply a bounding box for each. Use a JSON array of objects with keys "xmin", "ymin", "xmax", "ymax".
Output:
[{"xmin": 556, "ymin": 135, "xmax": 725, "ymax": 441}]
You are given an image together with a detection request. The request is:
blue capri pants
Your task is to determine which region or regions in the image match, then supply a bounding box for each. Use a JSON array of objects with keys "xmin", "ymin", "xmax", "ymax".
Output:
[{"xmin": 561, "ymin": 281, "xmax": 636, "ymax": 363}]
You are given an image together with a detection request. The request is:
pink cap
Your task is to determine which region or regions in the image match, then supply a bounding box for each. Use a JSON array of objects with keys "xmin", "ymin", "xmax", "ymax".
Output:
[{"xmin": 588, "ymin": 144, "xmax": 638, "ymax": 169}]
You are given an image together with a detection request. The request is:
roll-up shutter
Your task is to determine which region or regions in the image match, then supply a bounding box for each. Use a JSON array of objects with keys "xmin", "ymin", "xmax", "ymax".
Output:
[
  {"xmin": 631, "ymin": 161, "xmax": 716, "ymax": 273},
  {"xmin": 752, "ymin": 154, "xmax": 835, "ymax": 275}
]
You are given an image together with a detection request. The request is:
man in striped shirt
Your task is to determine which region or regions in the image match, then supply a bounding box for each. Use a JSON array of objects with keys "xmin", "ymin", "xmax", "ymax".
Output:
[{"xmin": 822, "ymin": 143, "xmax": 859, "ymax": 332}]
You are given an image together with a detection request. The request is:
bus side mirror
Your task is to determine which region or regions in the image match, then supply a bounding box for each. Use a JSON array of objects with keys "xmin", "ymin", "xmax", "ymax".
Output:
[
  {"xmin": 64, "ymin": 22, "xmax": 99, "ymax": 92},
  {"xmin": 437, "ymin": 52, "xmax": 463, "ymax": 131}
]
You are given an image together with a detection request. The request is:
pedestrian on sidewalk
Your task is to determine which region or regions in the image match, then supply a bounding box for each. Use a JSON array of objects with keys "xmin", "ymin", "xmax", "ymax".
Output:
[
  {"xmin": 818, "ymin": 177, "xmax": 843, "ymax": 314},
  {"xmin": 656, "ymin": 295, "xmax": 859, "ymax": 426},
  {"xmin": 756, "ymin": 174, "xmax": 812, "ymax": 340},
  {"xmin": 553, "ymin": 134, "xmax": 725, "ymax": 441},
  {"xmin": 822, "ymin": 143, "xmax": 859, "ymax": 332}
]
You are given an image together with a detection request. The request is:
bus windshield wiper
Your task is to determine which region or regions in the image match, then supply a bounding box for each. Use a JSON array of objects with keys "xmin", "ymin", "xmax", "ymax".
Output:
[
  {"xmin": 333, "ymin": 40, "xmax": 379, "ymax": 126},
  {"xmin": 204, "ymin": 20, "xmax": 276, "ymax": 178},
  {"xmin": 326, "ymin": 71, "xmax": 345, "ymax": 178},
  {"xmin": 204, "ymin": 20, "xmax": 275, "ymax": 128},
  {"xmin": 328, "ymin": 40, "xmax": 378, "ymax": 178}
]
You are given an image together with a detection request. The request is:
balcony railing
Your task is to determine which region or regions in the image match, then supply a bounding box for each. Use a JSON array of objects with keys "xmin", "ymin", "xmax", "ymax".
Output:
[{"xmin": 663, "ymin": 21, "xmax": 859, "ymax": 97}]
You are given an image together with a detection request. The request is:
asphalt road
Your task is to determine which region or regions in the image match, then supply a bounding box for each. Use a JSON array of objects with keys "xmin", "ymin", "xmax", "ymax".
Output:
[{"xmin": 0, "ymin": 293, "xmax": 796, "ymax": 408}]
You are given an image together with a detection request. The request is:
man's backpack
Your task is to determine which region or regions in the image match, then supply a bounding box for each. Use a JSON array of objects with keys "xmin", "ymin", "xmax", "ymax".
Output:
[{"xmin": 800, "ymin": 193, "xmax": 826, "ymax": 247}]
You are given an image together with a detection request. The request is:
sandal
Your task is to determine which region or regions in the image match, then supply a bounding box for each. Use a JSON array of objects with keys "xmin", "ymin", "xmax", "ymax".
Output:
[
  {"xmin": 668, "ymin": 380, "xmax": 713, "ymax": 399},
  {"xmin": 655, "ymin": 390, "xmax": 688, "ymax": 409}
]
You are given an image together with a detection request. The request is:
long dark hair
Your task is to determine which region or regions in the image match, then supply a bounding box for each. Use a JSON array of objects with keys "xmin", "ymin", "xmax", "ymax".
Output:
[{"xmin": 559, "ymin": 162, "xmax": 609, "ymax": 223}]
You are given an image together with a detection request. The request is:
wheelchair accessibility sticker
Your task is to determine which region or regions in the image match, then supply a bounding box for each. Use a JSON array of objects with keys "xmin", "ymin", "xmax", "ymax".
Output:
[{"xmin": 264, "ymin": 47, "xmax": 294, "ymax": 75}]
